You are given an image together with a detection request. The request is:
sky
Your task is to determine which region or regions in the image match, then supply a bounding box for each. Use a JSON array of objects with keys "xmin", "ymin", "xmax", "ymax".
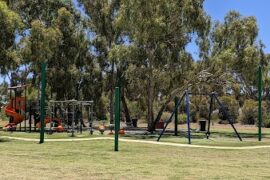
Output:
[
  {"xmin": 1, "ymin": 0, "xmax": 269, "ymax": 83},
  {"xmin": 187, "ymin": 0, "xmax": 270, "ymax": 59}
]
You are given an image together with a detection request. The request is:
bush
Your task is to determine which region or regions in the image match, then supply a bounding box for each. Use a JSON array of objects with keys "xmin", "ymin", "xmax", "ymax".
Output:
[
  {"xmin": 178, "ymin": 114, "xmax": 187, "ymax": 124},
  {"xmin": 161, "ymin": 112, "xmax": 187, "ymax": 124},
  {"xmin": 263, "ymin": 116, "xmax": 270, "ymax": 128},
  {"xmin": 218, "ymin": 96, "xmax": 240, "ymax": 123},
  {"xmin": 238, "ymin": 99, "xmax": 268, "ymax": 126},
  {"xmin": 212, "ymin": 110, "xmax": 220, "ymax": 122},
  {"xmin": 198, "ymin": 102, "xmax": 209, "ymax": 120},
  {"xmin": 190, "ymin": 96, "xmax": 209, "ymax": 121},
  {"xmin": 161, "ymin": 111, "xmax": 172, "ymax": 122},
  {"xmin": 0, "ymin": 106, "xmax": 8, "ymax": 122},
  {"xmin": 129, "ymin": 101, "xmax": 144, "ymax": 119},
  {"xmin": 96, "ymin": 93, "xmax": 109, "ymax": 120},
  {"xmin": 190, "ymin": 111, "xmax": 199, "ymax": 123}
]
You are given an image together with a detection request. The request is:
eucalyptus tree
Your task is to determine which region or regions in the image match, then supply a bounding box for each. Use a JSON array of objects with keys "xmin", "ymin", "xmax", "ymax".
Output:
[
  {"xmin": 6, "ymin": 0, "xmax": 74, "ymax": 27},
  {"xmin": 206, "ymin": 11, "xmax": 268, "ymax": 99},
  {"xmin": 116, "ymin": 0, "xmax": 210, "ymax": 131},
  {"xmin": 78, "ymin": 0, "xmax": 123, "ymax": 123},
  {"xmin": 0, "ymin": 1, "xmax": 23, "ymax": 77},
  {"xmin": 4, "ymin": 0, "xmax": 76, "ymax": 87}
]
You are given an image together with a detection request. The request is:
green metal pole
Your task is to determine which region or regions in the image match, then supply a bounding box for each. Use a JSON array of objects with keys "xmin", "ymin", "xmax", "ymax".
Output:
[
  {"xmin": 39, "ymin": 62, "xmax": 46, "ymax": 144},
  {"xmin": 114, "ymin": 87, "xmax": 120, "ymax": 151},
  {"xmin": 174, "ymin": 97, "xmax": 179, "ymax": 136},
  {"xmin": 258, "ymin": 65, "xmax": 262, "ymax": 141}
]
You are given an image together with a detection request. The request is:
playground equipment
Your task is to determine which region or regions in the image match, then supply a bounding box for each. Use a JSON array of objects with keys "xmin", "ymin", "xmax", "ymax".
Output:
[
  {"xmin": 2, "ymin": 85, "xmax": 95, "ymax": 135},
  {"xmin": 35, "ymin": 63, "xmax": 96, "ymax": 143},
  {"xmin": 4, "ymin": 98, "xmax": 94, "ymax": 134},
  {"xmin": 47, "ymin": 100, "xmax": 94, "ymax": 136},
  {"xmin": 157, "ymin": 90, "xmax": 242, "ymax": 144},
  {"xmin": 4, "ymin": 85, "xmax": 27, "ymax": 130},
  {"xmin": 114, "ymin": 87, "xmax": 120, "ymax": 151}
]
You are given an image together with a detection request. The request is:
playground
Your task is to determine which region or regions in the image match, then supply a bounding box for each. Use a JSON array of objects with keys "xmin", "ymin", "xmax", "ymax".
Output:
[
  {"xmin": 0, "ymin": 77, "xmax": 270, "ymax": 179},
  {"xmin": 2, "ymin": 0, "xmax": 270, "ymax": 179},
  {"xmin": 0, "ymin": 69, "xmax": 269, "ymax": 179}
]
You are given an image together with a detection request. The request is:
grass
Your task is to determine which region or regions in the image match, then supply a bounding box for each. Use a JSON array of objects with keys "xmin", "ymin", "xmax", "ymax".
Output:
[
  {"xmin": 0, "ymin": 131, "xmax": 101, "ymax": 139},
  {"xmin": 0, "ymin": 123, "xmax": 270, "ymax": 179},
  {"xmin": 0, "ymin": 139, "xmax": 270, "ymax": 179},
  {"xmin": 1, "ymin": 123, "xmax": 270, "ymax": 147}
]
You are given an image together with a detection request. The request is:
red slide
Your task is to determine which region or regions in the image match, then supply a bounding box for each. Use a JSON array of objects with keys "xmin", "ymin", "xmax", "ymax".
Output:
[{"xmin": 4, "ymin": 105, "xmax": 24, "ymax": 129}]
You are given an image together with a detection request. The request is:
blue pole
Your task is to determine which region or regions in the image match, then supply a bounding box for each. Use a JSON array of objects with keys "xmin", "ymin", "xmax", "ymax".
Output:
[{"xmin": 185, "ymin": 90, "xmax": 191, "ymax": 144}]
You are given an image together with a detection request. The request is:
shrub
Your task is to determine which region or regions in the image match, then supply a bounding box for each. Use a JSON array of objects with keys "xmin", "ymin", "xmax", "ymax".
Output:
[
  {"xmin": 0, "ymin": 106, "xmax": 8, "ymax": 122},
  {"xmin": 218, "ymin": 96, "xmax": 240, "ymax": 123},
  {"xmin": 238, "ymin": 99, "xmax": 268, "ymax": 126},
  {"xmin": 161, "ymin": 111, "xmax": 172, "ymax": 122},
  {"xmin": 263, "ymin": 116, "xmax": 270, "ymax": 128},
  {"xmin": 190, "ymin": 96, "xmax": 209, "ymax": 120},
  {"xmin": 211, "ymin": 109, "xmax": 220, "ymax": 122},
  {"xmin": 238, "ymin": 99, "xmax": 257, "ymax": 125},
  {"xmin": 198, "ymin": 102, "xmax": 209, "ymax": 120},
  {"xmin": 190, "ymin": 111, "xmax": 199, "ymax": 123},
  {"xmin": 178, "ymin": 114, "xmax": 187, "ymax": 124},
  {"xmin": 95, "ymin": 93, "xmax": 108, "ymax": 120},
  {"xmin": 160, "ymin": 112, "xmax": 187, "ymax": 124}
]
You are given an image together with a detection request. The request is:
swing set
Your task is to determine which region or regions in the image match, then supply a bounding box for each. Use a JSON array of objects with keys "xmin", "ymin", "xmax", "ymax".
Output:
[{"xmin": 157, "ymin": 90, "xmax": 242, "ymax": 144}]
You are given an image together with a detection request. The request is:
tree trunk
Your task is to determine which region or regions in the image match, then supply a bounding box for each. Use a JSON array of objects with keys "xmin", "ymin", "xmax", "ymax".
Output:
[
  {"xmin": 149, "ymin": 88, "xmax": 182, "ymax": 131},
  {"xmin": 121, "ymin": 87, "xmax": 132, "ymax": 125}
]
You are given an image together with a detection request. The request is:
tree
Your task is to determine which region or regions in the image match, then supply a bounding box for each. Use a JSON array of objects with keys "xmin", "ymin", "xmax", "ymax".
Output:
[
  {"xmin": 116, "ymin": 0, "xmax": 210, "ymax": 131},
  {"xmin": 4, "ymin": 0, "xmax": 76, "ymax": 88},
  {"xmin": 78, "ymin": 0, "xmax": 123, "ymax": 123},
  {"xmin": 205, "ymin": 11, "xmax": 268, "ymax": 99},
  {"xmin": 0, "ymin": 1, "xmax": 23, "ymax": 76}
]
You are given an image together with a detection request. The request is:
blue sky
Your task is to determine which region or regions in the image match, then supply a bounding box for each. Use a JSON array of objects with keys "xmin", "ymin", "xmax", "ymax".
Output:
[
  {"xmin": 1, "ymin": 0, "xmax": 269, "ymax": 83},
  {"xmin": 188, "ymin": 0, "xmax": 270, "ymax": 59}
]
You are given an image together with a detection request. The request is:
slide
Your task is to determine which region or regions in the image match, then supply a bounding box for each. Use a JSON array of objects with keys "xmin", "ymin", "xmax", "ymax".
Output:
[{"xmin": 4, "ymin": 105, "xmax": 24, "ymax": 129}]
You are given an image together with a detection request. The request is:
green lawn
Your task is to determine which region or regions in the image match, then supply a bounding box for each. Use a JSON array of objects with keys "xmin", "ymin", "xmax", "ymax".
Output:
[
  {"xmin": 0, "ymin": 138, "xmax": 269, "ymax": 180},
  {"xmin": 0, "ymin": 124, "xmax": 270, "ymax": 179},
  {"xmin": 1, "ymin": 127, "xmax": 270, "ymax": 147}
]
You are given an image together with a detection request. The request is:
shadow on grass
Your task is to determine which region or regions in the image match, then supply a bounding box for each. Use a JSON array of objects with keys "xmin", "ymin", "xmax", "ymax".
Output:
[
  {"xmin": 124, "ymin": 129, "xmax": 270, "ymax": 141},
  {"xmin": 0, "ymin": 138, "xmax": 11, "ymax": 143},
  {"xmin": 123, "ymin": 131, "xmax": 206, "ymax": 140},
  {"xmin": 210, "ymin": 131, "xmax": 269, "ymax": 139}
]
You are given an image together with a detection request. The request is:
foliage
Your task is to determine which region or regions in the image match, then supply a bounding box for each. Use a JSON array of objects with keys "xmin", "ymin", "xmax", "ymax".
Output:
[
  {"xmin": 95, "ymin": 93, "xmax": 108, "ymax": 120},
  {"xmin": 0, "ymin": 1, "xmax": 23, "ymax": 74},
  {"xmin": 128, "ymin": 100, "xmax": 144, "ymax": 120},
  {"xmin": 238, "ymin": 99, "xmax": 269, "ymax": 127},
  {"xmin": 203, "ymin": 11, "xmax": 268, "ymax": 98},
  {"xmin": 178, "ymin": 114, "xmax": 187, "ymax": 124},
  {"xmin": 160, "ymin": 112, "xmax": 187, "ymax": 124},
  {"xmin": 189, "ymin": 96, "xmax": 209, "ymax": 122},
  {"xmin": 218, "ymin": 96, "xmax": 240, "ymax": 123},
  {"xmin": 0, "ymin": 106, "xmax": 8, "ymax": 121},
  {"xmin": 161, "ymin": 111, "xmax": 171, "ymax": 122},
  {"xmin": 117, "ymin": 0, "xmax": 210, "ymax": 130},
  {"xmin": 263, "ymin": 116, "xmax": 270, "ymax": 128}
]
